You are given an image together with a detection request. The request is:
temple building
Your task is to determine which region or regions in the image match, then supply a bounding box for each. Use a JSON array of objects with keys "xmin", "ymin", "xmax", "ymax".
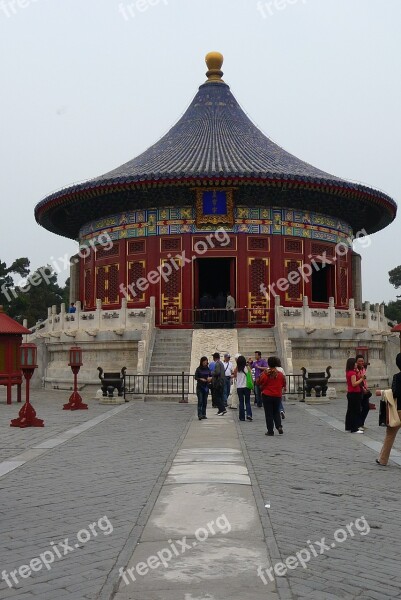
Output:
[
  {"xmin": 35, "ymin": 52, "xmax": 396, "ymax": 328},
  {"xmin": 31, "ymin": 53, "xmax": 397, "ymax": 391}
]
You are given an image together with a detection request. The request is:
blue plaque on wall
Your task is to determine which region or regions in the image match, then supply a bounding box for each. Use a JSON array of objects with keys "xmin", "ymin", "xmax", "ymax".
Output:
[
  {"xmin": 195, "ymin": 188, "xmax": 235, "ymax": 226},
  {"xmin": 202, "ymin": 191, "xmax": 227, "ymax": 215}
]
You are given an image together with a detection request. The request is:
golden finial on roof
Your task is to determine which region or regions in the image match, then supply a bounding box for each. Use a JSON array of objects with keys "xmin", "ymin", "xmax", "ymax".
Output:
[{"xmin": 205, "ymin": 51, "xmax": 224, "ymax": 83}]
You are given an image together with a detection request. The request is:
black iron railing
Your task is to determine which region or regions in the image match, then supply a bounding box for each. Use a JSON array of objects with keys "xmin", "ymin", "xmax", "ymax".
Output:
[
  {"xmin": 123, "ymin": 373, "xmax": 305, "ymax": 402},
  {"xmin": 285, "ymin": 374, "xmax": 306, "ymax": 401},
  {"xmin": 124, "ymin": 372, "xmax": 195, "ymax": 403},
  {"xmin": 158, "ymin": 307, "xmax": 275, "ymax": 327}
]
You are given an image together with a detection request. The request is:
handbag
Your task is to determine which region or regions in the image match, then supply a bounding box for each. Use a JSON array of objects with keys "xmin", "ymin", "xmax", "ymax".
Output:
[
  {"xmin": 229, "ymin": 380, "xmax": 238, "ymax": 409},
  {"xmin": 379, "ymin": 399, "xmax": 387, "ymax": 426},
  {"xmin": 380, "ymin": 389, "xmax": 401, "ymax": 427},
  {"xmin": 245, "ymin": 367, "xmax": 254, "ymax": 391}
]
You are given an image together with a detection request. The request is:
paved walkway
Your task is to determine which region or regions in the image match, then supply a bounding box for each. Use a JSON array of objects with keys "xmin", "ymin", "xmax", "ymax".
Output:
[{"xmin": 1, "ymin": 391, "xmax": 401, "ymax": 600}]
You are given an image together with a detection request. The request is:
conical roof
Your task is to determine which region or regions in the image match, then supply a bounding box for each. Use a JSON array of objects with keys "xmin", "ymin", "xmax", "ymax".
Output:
[{"xmin": 35, "ymin": 52, "xmax": 396, "ymax": 239}]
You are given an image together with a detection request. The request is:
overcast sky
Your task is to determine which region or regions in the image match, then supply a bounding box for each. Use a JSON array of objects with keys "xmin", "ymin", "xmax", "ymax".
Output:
[{"xmin": 1, "ymin": 0, "xmax": 400, "ymax": 303}]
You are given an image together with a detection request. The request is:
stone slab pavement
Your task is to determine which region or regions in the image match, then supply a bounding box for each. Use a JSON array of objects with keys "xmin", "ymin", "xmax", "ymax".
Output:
[
  {"xmin": 1, "ymin": 389, "xmax": 401, "ymax": 599},
  {"xmin": 238, "ymin": 396, "xmax": 401, "ymax": 600},
  {"xmin": 0, "ymin": 390, "xmax": 193, "ymax": 600}
]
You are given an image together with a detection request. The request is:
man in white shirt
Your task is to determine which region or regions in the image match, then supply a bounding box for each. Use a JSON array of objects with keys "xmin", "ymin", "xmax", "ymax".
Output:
[{"xmin": 222, "ymin": 353, "xmax": 234, "ymax": 407}]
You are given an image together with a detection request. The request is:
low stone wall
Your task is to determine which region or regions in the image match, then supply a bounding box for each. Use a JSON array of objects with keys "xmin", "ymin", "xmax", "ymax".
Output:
[
  {"xmin": 288, "ymin": 329, "xmax": 391, "ymax": 392},
  {"xmin": 28, "ymin": 299, "xmax": 156, "ymax": 390}
]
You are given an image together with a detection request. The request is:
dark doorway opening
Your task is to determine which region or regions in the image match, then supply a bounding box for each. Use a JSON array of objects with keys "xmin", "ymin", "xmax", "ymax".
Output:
[
  {"xmin": 311, "ymin": 263, "xmax": 334, "ymax": 303},
  {"xmin": 195, "ymin": 258, "xmax": 235, "ymax": 327}
]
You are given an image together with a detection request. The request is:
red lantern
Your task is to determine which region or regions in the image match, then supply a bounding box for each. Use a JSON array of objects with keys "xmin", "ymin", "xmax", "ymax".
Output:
[
  {"xmin": 69, "ymin": 346, "xmax": 83, "ymax": 368},
  {"xmin": 20, "ymin": 343, "xmax": 37, "ymax": 372},
  {"xmin": 63, "ymin": 346, "xmax": 88, "ymax": 410},
  {"xmin": 10, "ymin": 343, "xmax": 44, "ymax": 428}
]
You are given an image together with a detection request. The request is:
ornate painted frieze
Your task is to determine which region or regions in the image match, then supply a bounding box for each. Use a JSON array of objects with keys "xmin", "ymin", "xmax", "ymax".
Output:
[{"xmin": 79, "ymin": 206, "xmax": 353, "ymax": 246}]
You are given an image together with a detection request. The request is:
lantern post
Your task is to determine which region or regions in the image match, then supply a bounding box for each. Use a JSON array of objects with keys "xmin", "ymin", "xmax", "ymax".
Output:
[
  {"xmin": 63, "ymin": 346, "xmax": 88, "ymax": 410},
  {"xmin": 10, "ymin": 343, "xmax": 44, "ymax": 427}
]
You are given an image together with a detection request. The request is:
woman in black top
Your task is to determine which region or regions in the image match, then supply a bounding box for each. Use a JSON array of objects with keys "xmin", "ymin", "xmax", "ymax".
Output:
[
  {"xmin": 376, "ymin": 353, "xmax": 401, "ymax": 465},
  {"xmin": 194, "ymin": 357, "xmax": 212, "ymax": 421}
]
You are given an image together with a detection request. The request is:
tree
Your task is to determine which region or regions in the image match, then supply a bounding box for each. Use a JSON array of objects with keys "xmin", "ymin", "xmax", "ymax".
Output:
[
  {"xmin": 11, "ymin": 265, "xmax": 65, "ymax": 326},
  {"xmin": 384, "ymin": 300, "xmax": 401, "ymax": 324},
  {"xmin": 389, "ymin": 266, "xmax": 401, "ymax": 289},
  {"xmin": 0, "ymin": 258, "xmax": 30, "ymax": 310},
  {"xmin": 62, "ymin": 277, "xmax": 70, "ymax": 306}
]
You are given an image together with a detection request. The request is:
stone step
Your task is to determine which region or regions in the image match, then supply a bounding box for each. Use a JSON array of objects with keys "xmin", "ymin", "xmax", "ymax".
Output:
[
  {"xmin": 126, "ymin": 394, "xmax": 190, "ymax": 403},
  {"xmin": 148, "ymin": 366, "xmax": 191, "ymax": 370}
]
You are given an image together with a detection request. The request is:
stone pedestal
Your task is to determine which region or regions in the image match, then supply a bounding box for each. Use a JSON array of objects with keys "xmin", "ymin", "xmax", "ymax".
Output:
[
  {"xmin": 99, "ymin": 396, "xmax": 125, "ymax": 405},
  {"xmin": 305, "ymin": 396, "xmax": 331, "ymax": 405}
]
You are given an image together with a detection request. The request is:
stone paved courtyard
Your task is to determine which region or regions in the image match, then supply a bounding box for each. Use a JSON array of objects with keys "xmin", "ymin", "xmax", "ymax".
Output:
[{"xmin": 0, "ymin": 390, "xmax": 400, "ymax": 599}]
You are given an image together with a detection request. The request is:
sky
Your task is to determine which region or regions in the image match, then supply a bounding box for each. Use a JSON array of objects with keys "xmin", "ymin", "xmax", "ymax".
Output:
[{"xmin": 0, "ymin": 0, "xmax": 400, "ymax": 303}]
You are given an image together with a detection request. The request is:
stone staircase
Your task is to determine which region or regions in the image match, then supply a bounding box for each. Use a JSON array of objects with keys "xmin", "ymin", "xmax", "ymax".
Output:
[
  {"xmin": 145, "ymin": 329, "xmax": 193, "ymax": 401},
  {"xmin": 237, "ymin": 328, "xmax": 277, "ymax": 361},
  {"xmin": 149, "ymin": 329, "xmax": 193, "ymax": 374}
]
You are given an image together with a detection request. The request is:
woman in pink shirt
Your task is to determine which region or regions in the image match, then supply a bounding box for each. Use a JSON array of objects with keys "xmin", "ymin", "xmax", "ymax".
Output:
[{"xmin": 345, "ymin": 357, "xmax": 365, "ymax": 434}]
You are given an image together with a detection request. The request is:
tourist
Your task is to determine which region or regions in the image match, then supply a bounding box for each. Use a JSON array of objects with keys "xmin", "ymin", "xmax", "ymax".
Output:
[
  {"xmin": 211, "ymin": 352, "xmax": 227, "ymax": 415},
  {"xmin": 199, "ymin": 293, "xmax": 209, "ymax": 326},
  {"xmin": 375, "ymin": 353, "xmax": 401, "ymax": 465},
  {"xmin": 234, "ymin": 355, "xmax": 253, "ymax": 421},
  {"xmin": 194, "ymin": 357, "xmax": 212, "ymax": 421},
  {"xmin": 228, "ymin": 353, "xmax": 240, "ymax": 409},
  {"xmin": 345, "ymin": 357, "xmax": 365, "ymax": 434},
  {"xmin": 226, "ymin": 292, "xmax": 235, "ymax": 327},
  {"xmin": 248, "ymin": 351, "xmax": 268, "ymax": 407},
  {"xmin": 259, "ymin": 357, "xmax": 286, "ymax": 436},
  {"xmin": 356, "ymin": 354, "xmax": 372, "ymax": 430},
  {"xmin": 209, "ymin": 355, "xmax": 217, "ymax": 406},
  {"xmin": 215, "ymin": 291, "xmax": 226, "ymax": 326},
  {"xmin": 222, "ymin": 353, "xmax": 234, "ymax": 407},
  {"xmin": 68, "ymin": 302, "xmax": 76, "ymax": 314},
  {"xmin": 276, "ymin": 357, "xmax": 286, "ymax": 420}
]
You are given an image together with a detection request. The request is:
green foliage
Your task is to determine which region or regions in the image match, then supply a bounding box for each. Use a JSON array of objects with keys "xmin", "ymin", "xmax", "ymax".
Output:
[
  {"xmin": 389, "ymin": 265, "xmax": 401, "ymax": 290},
  {"xmin": 0, "ymin": 259, "xmax": 69, "ymax": 327},
  {"xmin": 384, "ymin": 300, "xmax": 401, "ymax": 324},
  {"xmin": 0, "ymin": 258, "xmax": 30, "ymax": 311}
]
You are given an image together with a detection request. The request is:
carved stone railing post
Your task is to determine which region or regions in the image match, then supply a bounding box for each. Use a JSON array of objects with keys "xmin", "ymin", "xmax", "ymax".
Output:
[
  {"xmin": 60, "ymin": 303, "xmax": 66, "ymax": 330},
  {"xmin": 329, "ymin": 297, "xmax": 336, "ymax": 328},
  {"xmin": 96, "ymin": 298, "xmax": 102, "ymax": 329},
  {"xmin": 365, "ymin": 301, "xmax": 371, "ymax": 329},
  {"xmin": 121, "ymin": 298, "xmax": 127, "ymax": 328},
  {"xmin": 303, "ymin": 296, "xmax": 311, "ymax": 327},
  {"xmin": 349, "ymin": 298, "xmax": 355, "ymax": 328}
]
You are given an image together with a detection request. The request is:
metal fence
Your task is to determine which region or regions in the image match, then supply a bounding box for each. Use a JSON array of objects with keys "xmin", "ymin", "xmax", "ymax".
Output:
[
  {"xmin": 123, "ymin": 373, "xmax": 305, "ymax": 402},
  {"xmin": 158, "ymin": 307, "xmax": 275, "ymax": 328}
]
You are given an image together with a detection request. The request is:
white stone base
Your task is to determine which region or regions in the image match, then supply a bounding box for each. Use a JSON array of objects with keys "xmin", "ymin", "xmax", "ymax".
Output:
[
  {"xmin": 99, "ymin": 396, "xmax": 125, "ymax": 405},
  {"xmin": 327, "ymin": 386, "xmax": 337, "ymax": 398},
  {"xmin": 305, "ymin": 396, "xmax": 331, "ymax": 405}
]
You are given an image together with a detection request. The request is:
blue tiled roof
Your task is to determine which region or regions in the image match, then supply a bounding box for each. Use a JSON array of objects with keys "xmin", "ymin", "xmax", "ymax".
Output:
[
  {"xmin": 88, "ymin": 81, "xmax": 343, "ymax": 183},
  {"xmin": 35, "ymin": 78, "xmax": 397, "ymax": 239}
]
